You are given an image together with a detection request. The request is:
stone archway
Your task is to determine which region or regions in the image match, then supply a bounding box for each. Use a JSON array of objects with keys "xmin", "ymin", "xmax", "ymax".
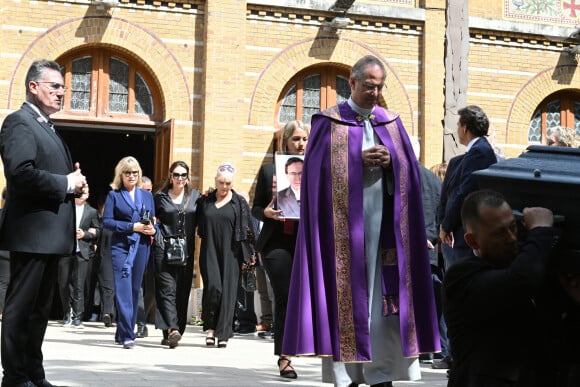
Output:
[
  {"xmin": 507, "ymin": 65, "xmax": 580, "ymax": 145},
  {"xmin": 248, "ymin": 36, "xmax": 415, "ymax": 135},
  {"xmin": 6, "ymin": 16, "xmax": 191, "ymax": 121}
]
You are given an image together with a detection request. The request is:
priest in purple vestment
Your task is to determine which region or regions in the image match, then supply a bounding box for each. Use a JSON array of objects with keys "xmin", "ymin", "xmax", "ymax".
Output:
[{"xmin": 282, "ymin": 55, "xmax": 440, "ymax": 386}]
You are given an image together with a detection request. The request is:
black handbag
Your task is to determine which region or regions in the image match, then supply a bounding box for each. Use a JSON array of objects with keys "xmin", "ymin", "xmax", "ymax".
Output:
[
  {"xmin": 162, "ymin": 194, "xmax": 190, "ymax": 266},
  {"xmin": 164, "ymin": 236, "xmax": 187, "ymax": 266},
  {"xmin": 241, "ymin": 265, "xmax": 257, "ymax": 292}
]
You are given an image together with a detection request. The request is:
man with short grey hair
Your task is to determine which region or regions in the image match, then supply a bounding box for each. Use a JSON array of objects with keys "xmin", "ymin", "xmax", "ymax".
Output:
[{"xmin": 0, "ymin": 59, "xmax": 87, "ymax": 387}]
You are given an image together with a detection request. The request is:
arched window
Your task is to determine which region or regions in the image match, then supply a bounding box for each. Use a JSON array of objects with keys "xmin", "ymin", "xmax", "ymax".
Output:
[
  {"xmin": 528, "ymin": 90, "xmax": 580, "ymax": 143},
  {"xmin": 57, "ymin": 49, "xmax": 162, "ymax": 122},
  {"xmin": 277, "ymin": 66, "xmax": 351, "ymax": 126}
]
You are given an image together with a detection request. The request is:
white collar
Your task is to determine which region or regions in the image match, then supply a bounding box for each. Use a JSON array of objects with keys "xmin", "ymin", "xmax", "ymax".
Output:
[{"xmin": 466, "ymin": 136, "xmax": 480, "ymax": 152}]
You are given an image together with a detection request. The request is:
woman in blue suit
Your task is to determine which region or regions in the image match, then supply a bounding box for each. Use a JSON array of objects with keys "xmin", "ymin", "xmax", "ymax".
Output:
[{"xmin": 103, "ymin": 156, "xmax": 156, "ymax": 349}]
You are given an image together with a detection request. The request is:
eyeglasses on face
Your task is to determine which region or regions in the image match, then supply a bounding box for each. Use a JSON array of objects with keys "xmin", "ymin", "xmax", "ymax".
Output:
[
  {"xmin": 362, "ymin": 83, "xmax": 383, "ymax": 93},
  {"xmin": 172, "ymin": 172, "xmax": 188, "ymax": 180},
  {"xmin": 218, "ymin": 164, "xmax": 235, "ymax": 173},
  {"xmin": 123, "ymin": 170, "xmax": 139, "ymax": 177},
  {"xmin": 37, "ymin": 82, "xmax": 67, "ymax": 93}
]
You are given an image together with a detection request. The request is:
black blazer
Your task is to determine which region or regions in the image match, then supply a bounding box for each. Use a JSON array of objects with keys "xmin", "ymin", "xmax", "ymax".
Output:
[
  {"xmin": 153, "ymin": 188, "xmax": 200, "ymax": 261},
  {"xmin": 76, "ymin": 204, "xmax": 100, "ymax": 260},
  {"xmin": 252, "ymin": 163, "xmax": 277, "ymax": 252},
  {"xmin": 438, "ymin": 137, "xmax": 497, "ymax": 244},
  {"xmin": 0, "ymin": 103, "xmax": 76, "ymax": 255},
  {"xmin": 443, "ymin": 227, "xmax": 560, "ymax": 386},
  {"xmin": 418, "ymin": 164, "xmax": 442, "ymax": 266}
]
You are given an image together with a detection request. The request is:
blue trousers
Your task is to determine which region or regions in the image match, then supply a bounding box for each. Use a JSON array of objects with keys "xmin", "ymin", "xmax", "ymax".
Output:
[{"xmin": 112, "ymin": 244, "xmax": 149, "ymax": 344}]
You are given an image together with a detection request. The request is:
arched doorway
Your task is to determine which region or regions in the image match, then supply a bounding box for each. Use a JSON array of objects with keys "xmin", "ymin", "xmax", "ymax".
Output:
[{"xmin": 53, "ymin": 48, "xmax": 170, "ymax": 204}]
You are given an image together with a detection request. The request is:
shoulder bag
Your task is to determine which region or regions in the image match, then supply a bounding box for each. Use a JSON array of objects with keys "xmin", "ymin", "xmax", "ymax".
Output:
[{"xmin": 163, "ymin": 192, "xmax": 190, "ymax": 266}]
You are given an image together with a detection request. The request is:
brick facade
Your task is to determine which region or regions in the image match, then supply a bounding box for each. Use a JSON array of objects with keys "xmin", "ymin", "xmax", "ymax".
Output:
[{"xmin": 1, "ymin": 0, "xmax": 579, "ymax": 192}]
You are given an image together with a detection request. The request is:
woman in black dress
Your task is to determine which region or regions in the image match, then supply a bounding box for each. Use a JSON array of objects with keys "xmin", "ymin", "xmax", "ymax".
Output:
[
  {"xmin": 153, "ymin": 161, "xmax": 200, "ymax": 348},
  {"xmin": 197, "ymin": 163, "xmax": 255, "ymax": 348},
  {"xmin": 251, "ymin": 120, "xmax": 309, "ymax": 378}
]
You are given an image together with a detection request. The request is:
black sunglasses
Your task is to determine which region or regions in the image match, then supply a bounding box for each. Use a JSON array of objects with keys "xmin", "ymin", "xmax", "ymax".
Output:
[{"xmin": 172, "ymin": 172, "xmax": 188, "ymax": 180}]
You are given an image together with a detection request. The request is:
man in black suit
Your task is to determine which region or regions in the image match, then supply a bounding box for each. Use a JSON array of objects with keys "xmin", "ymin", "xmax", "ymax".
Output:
[
  {"xmin": 57, "ymin": 188, "xmax": 99, "ymax": 328},
  {"xmin": 0, "ymin": 59, "xmax": 87, "ymax": 387},
  {"xmin": 438, "ymin": 105, "xmax": 498, "ymax": 260},
  {"xmin": 443, "ymin": 189, "xmax": 558, "ymax": 387}
]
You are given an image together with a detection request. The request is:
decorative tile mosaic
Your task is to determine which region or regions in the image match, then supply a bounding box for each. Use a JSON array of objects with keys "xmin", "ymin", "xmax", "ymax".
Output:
[
  {"xmin": 505, "ymin": 0, "xmax": 580, "ymax": 26},
  {"xmin": 359, "ymin": 0, "xmax": 413, "ymax": 6}
]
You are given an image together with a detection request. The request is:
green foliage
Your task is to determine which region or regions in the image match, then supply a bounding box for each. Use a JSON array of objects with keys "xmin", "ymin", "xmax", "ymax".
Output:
[{"xmin": 521, "ymin": 0, "xmax": 559, "ymax": 16}]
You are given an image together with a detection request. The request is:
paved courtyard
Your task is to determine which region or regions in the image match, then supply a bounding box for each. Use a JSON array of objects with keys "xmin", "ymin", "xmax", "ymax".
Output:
[{"xmin": 0, "ymin": 321, "xmax": 448, "ymax": 386}]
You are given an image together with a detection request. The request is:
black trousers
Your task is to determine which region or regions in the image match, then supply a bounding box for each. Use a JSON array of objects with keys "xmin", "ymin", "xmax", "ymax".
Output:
[
  {"xmin": 84, "ymin": 255, "xmax": 97, "ymax": 318},
  {"xmin": 0, "ymin": 254, "xmax": 10, "ymax": 313},
  {"xmin": 57, "ymin": 253, "xmax": 89, "ymax": 319},
  {"xmin": 137, "ymin": 259, "xmax": 156, "ymax": 326},
  {"xmin": 234, "ymin": 280, "xmax": 257, "ymax": 331},
  {"xmin": 96, "ymin": 251, "xmax": 115, "ymax": 317},
  {"xmin": 262, "ymin": 236, "xmax": 295, "ymax": 355},
  {"xmin": 1, "ymin": 252, "xmax": 58, "ymax": 386},
  {"xmin": 154, "ymin": 256, "xmax": 194, "ymax": 339}
]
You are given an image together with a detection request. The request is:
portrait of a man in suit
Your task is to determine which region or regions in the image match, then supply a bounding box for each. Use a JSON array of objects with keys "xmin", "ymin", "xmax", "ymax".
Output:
[{"xmin": 276, "ymin": 157, "xmax": 303, "ymax": 219}]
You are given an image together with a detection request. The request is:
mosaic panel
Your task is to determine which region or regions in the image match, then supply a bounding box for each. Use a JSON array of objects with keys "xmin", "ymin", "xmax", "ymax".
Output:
[
  {"xmin": 359, "ymin": 0, "xmax": 413, "ymax": 5},
  {"xmin": 505, "ymin": 0, "xmax": 580, "ymax": 26}
]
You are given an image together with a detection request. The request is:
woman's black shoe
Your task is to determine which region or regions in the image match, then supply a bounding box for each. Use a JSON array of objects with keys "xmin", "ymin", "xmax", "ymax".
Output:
[{"xmin": 278, "ymin": 357, "xmax": 298, "ymax": 379}]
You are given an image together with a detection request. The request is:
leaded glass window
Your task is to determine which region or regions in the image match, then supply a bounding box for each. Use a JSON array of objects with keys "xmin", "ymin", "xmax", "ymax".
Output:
[
  {"xmin": 336, "ymin": 76, "xmax": 351, "ymax": 104},
  {"xmin": 57, "ymin": 50, "xmax": 161, "ymax": 121},
  {"xmin": 527, "ymin": 109, "xmax": 541, "ymax": 142},
  {"xmin": 302, "ymin": 75, "xmax": 320, "ymax": 124},
  {"xmin": 574, "ymin": 102, "xmax": 580, "ymax": 135},
  {"xmin": 277, "ymin": 67, "xmax": 351, "ymax": 126},
  {"xmin": 546, "ymin": 100, "xmax": 560, "ymax": 132},
  {"xmin": 527, "ymin": 92, "xmax": 580, "ymax": 144},
  {"xmin": 135, "ymin": 72, "xmax": 153, "ymax": 115},
  {"xmin": 109, "ymin": 58, "xmax": 129, "ymax": 113},
  {"xmin": 279, "ymin": 85, "xmax": 297, "ymax": 124},
  {"xmin": 71, "ymin": 57, "xmax": 92, "ymax": 111}
]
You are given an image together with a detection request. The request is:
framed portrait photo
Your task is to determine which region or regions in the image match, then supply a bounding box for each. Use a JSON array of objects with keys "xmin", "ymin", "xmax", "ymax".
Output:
[{"xmin": 275, "ymin": 153, "xmax": 304, "ymax": 220}]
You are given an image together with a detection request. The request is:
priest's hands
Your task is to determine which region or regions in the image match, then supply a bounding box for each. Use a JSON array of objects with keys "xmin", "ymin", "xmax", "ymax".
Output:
[{"xmin": 363, "ymin": 145, "xmax": 391, "ymax": 168}]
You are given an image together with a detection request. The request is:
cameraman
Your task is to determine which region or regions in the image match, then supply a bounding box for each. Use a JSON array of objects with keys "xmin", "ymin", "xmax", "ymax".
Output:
[{"xmin": 443, "ymin": 189, "xmax": 559, "ymax": 386}]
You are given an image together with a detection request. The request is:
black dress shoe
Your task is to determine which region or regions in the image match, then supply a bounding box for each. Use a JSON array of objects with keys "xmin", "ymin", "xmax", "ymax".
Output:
[
  {"xmin": 102, "ymin": 314, "xmax": 112, "ymax": 327},
  {"xmin": 136, "ymin": 324, "xmax": 148, "ymax": 338},
  {"xmin": 431, "ymin": 356, "xmax": 452, "ymax": 369},
  {"xmin": 13, "ymin": 382, "xmax": 36, "ymax": 387},
  {"xmin": 235, "ymin": 325, "xmax": 256, "ymax": 335},
  {"xmin": 32, "ymin": 378, "xmax": 62, "ymax": 387},
  {"xmin": 370, "ymin": 383, "xmax": 392, "ymax": 387}
]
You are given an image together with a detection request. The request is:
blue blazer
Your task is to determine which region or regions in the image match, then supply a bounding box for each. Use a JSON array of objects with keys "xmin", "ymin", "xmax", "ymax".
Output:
[
  {"xmin": 439, "ymin": 136, "xmax": 497, "ymax": 238},
  {"xmin": 103, "ymin": 187, "xmax": 155, "ymax": 261}
]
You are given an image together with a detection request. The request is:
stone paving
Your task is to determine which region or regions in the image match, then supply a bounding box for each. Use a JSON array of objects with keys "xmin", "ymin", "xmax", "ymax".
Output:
[{"xmin": 0, "ymin": 321, "xmax": 448, "ymax": 386}]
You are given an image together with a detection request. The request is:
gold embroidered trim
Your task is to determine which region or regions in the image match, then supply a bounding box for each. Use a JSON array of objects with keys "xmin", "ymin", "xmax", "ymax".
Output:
[{"xmin": 329, "ymin": 106, "xmax": 357, "ymax": 362}]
